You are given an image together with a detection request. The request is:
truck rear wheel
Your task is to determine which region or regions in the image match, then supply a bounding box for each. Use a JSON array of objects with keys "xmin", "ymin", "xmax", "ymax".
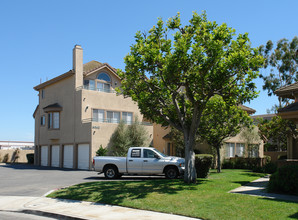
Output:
[
  {"xmin": 104, "ymin": 165, "xmax": 118, "ymax": 179},
  {"xmin": 165, "ymin": 166, "xmax": 178, "ymax": 179}
]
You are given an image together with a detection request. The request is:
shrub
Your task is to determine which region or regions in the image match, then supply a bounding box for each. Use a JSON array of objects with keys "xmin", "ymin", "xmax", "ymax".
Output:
[
  {"xmin": 26, "ymin": 153, "xmax": 34, "ymax": 164},
  {"xmin": 2, "ymin": 154, "xmax": 9, "ymax": 163},
  {"xmin": 264, "ymin": 155, "xmax": 271, "ymax": 164},
  {"xmin": 263, "ymin": 162, "xmax": 277, "ymax": 174},
  {"xmin": 234, "ymin": 158, "xmax": 246, "ymax": 169},
  {"xmin": 195, "ymin": 154, "xmax": 213, "ymax": 178},
  {"xmin": 96, "ymin": 145, "xmax": 108, "ymax": 156},
  {"xmin": 268, "ymin": 165, "xmax": 298, "ymax": 196},
  {"xmin": 277, "ymin": 155, "xmax": 287, "ymax": 160},
  {"xmin": 222, "ymin": 159, "xmax": 235, "ymax": 169}
]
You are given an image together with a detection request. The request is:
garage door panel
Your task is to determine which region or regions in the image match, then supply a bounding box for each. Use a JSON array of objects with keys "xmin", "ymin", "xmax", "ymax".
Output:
[
  {"xmin": 63, "ymin": 145, "xmax": 73, "ymax": 168},
  {"xmin": 78, "ymin": 144, "xmax": 90, "ymax": 170},
  {"xmin": 41, "ymin": 146, "xmax": 48, "ymax": 166},
  {"xmin": 51, "ymin": 145, "xmax": 60, "ymax": 167}
]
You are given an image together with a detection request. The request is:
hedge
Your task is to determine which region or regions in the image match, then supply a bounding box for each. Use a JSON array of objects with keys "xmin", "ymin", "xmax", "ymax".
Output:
[
  {"xmin": 195, "ymin": 154, "xmax": 213, "ymax": 178},
  {"xmin": 268, "ymin": 165, "xmax": 298, "ymax": 196}
]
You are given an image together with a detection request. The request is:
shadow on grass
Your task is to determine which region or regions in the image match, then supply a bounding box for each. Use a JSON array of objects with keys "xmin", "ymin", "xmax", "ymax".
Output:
[
  {"xmin": 49, "ymin": 179, "xmax": 208, "ymax": 205},
  {"xmin": 240, "ymin": 171, "xmax": 267, "ymax": 178},
  {"xmin": 288, "ymin": 212, "xmax": 298, "ymax": 219}
]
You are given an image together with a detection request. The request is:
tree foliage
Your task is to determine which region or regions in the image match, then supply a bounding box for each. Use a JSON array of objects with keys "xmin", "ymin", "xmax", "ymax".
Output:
[
  {"xmin": 110, "ymin": 118, "xmax": 149, "ymax": 156},
  {"xmin": 198, "ymin": 95, "xmax": 252, "ymax": 172},
  {"xmin": 259, "ymin": 36, "xmax": 298, "ymax": 109},
  {"xmin": 117, "ymin": 12, "xmax": 264, "ymax": 183},
  {"xmin": 256, "ymin": 116, "xmax": 297, "ymax": 151}
]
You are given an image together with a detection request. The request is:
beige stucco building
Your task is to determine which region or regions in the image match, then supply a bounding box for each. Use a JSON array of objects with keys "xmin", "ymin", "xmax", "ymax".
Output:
[
  {"xmin": 153, "ymin": 106, "xmax": 264, "ymax": 162},
  {"xmin": 33, "ymin": 45, "xmax": 153, "ymax": 170}
]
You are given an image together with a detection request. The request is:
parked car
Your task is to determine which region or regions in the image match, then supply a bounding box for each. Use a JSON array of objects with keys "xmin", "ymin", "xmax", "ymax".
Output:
[{"xmin": 93, "ymin": 147, "xmax": 185, "ymax": 179}]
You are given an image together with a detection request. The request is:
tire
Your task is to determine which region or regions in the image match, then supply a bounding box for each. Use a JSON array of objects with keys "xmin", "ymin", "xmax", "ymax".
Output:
[
  {"xmin": 104, "ymin": 165, "xmax": 118, "ymax": 179},
  {"xmin": 165, "ymin": 166, "xmax": 178, "ymax": 179}
]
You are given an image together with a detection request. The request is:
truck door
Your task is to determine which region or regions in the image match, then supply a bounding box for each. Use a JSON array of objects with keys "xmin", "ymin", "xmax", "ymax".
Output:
[
  {"xmin": 142, "ymin": 149, "xmax": 163, "ymax": 174},
  {"xmin": 126, "ymin": 148, "xmax": 143, "ymax": 173}
]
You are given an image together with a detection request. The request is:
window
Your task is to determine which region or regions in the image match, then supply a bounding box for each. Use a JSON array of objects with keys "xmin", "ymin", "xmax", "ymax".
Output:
[
  {"xmin": 96, "ymin": 72, "xmax": 111, "ymax": 92},
  {"xmin": 97, "ymin": 73, "xmax": 111, "ymax": 82},
  {"xmin": 41, "ymin": 90, "xmax": 44, "ymax": 99},
  {"xmin": 97, "ymin": 82, "xmax": 110, "ymax": 92},
  {"xmin": 122, "ymin": 112, "xmax": 133, "ymax": 124},
  {"xmin": 248, "ymin": 144, "xmax": 259, "ymax": 158},
  {"xmin": 226, "ymin": 143, "xmax": 235, "ymax": 158},
  {"xmin": 84, "ymin": 80, "xmax": 95, "ymax": 90},
  {"xmin": 48, "ymin": 112, "xmax": 59, "ymax": 129},
  {"xmin": 143, "ymin": 149, "xmax": 156, "ymax": 158},
  {"xmin": 236, "ymin": 143, "xmax": 245, "ymax": 157},
  {"xmin": 107, "ymin": 111, "xmax": 120, "ymax": 123},
  {"xmin": 93, "ymin": 109, "xmax": 104, "ymax": 122},
  {"xmin": 40, "ymin": 115, "xmax": 45, "ymax": 126},
  {"xmin": 131, "ymin": 149, "xmax": 141, "ymax": 158}
]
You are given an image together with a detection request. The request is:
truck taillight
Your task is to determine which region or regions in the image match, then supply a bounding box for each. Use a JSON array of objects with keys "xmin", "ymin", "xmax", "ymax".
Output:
[{"xmin": 93, "ymin": 159, "xmax": 95, "ymax": 166}]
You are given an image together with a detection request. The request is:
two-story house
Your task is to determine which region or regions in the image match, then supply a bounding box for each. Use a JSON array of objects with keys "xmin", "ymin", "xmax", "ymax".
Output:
[{"xmin": 33, "ymin": 45, "xmax": 153, "ymax": 170}]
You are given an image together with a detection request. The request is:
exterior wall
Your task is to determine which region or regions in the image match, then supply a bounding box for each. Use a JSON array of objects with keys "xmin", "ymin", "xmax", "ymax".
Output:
[
  {"xmin": 0, "ymin": 149, "xmax": 34, "ymax": 163},
  {"xmin": 264, "ymin": 151, "xmax": 287, "ymax": 163},
  {"xmin": 34, "ymin": 59, "xmax": 153, "ymax": 170},
  {"xmin": 153, "ymin": 125, "xmax": 264, "ymax": 159},
  {"xmin": 153, "ymin": 123, "xmax": 172, "ymax": 155}
]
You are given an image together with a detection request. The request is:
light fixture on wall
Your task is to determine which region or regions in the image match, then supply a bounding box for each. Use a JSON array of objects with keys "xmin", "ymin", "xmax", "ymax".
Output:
[{"xmin": 85, "ymin": 106, "xmax": 89, "ymax": 112}]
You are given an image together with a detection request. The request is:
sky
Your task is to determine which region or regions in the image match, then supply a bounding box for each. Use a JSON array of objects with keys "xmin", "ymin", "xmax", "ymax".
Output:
[{"xmin": 0, "ymin": 0, "xmax": 297, "ymax": 142}]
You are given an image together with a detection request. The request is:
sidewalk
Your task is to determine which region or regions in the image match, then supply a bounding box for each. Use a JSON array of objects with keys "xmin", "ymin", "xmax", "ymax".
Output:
[
  {"xmin": 229, "ymin": 175, "xmax": 298, "ymax": 202},
  {"xmin": 0, "ymin": 196, "xmax": 198, "ymax": 220}
]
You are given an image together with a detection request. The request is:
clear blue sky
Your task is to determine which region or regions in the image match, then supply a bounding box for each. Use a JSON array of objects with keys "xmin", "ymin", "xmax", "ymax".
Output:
[{"xmin": 0, "ymin": 0, "xmax": 297, "ymax": 141}]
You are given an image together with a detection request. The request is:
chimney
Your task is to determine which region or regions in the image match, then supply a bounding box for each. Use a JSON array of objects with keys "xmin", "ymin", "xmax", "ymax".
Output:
[{"xmin": 73, "ymin": 45, "xmax": 83, "ymax": 88}]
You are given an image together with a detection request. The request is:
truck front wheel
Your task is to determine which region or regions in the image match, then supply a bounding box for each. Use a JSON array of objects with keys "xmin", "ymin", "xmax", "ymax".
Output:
[
  {"xmin": 165, "ymin": 166, "xmax": 178, "ymax": 179},
  {"xmin": 104, "ymin": 165, "xmax": 118, "ymax": 179}
]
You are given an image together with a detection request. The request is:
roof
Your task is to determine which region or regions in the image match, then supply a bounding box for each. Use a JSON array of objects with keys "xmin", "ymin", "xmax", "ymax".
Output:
[
  {"xmin": 274, "ymin": 81, "xmax": 298, "ymax": 99},
  {"xmin": 239, "ymin": 104, "xmax": 256, "ymax": 114},
  {"xmin": 251, "ymin": 113, "xmax": 276, "ymax": 121},
  {"xmin": 33, "ymin": 105, "xmax": 39, "ymax": 118},
  {"xmin": 43, "ymin": 103, "xmax": 63, "ymax": 112},
  {"xmin": 34, "ymin": 61, "xmax": 120, "ymax": 91},
  {"xmin": 278, "ymin": 102, "xmax": 298, "ymax": 113}
]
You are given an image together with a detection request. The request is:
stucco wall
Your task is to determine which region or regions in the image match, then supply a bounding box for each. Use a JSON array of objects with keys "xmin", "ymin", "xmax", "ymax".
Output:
[{"xmin": 0, "ymin": 149, "xmax": 34, "ymax": 163}]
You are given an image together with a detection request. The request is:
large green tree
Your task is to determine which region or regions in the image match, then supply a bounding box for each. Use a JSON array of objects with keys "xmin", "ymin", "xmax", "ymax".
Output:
[
  {"xmin": 259, "ymin": 36, "xmax": 298, "ymax": 110},
  {"xmin": 117, "ymin": 12, "xmax": 264, "ymax": 183},
  {"xmin": 198, "ymin": 95, "xmax": 252, "ymax": 173},
  {"xmin": 256, "ymin": 116, "xmax": 297, "ymax": 151}
]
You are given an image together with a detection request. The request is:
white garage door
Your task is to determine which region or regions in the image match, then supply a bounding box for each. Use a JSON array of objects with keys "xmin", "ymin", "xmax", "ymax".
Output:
[
  {"xmin": 41, "ymin": 146, "xmax": 48, "ymax": 166},
  {"xmin": 78, "ymin": 144, "xmax": 90, "ymax": 170},
  {"xmin": 63, "ymin": 145, "xmax": 73, "ymax": 168},
  {"xmin": 51, "ymin": 145, "xmax": 60, "ymax": 167}
]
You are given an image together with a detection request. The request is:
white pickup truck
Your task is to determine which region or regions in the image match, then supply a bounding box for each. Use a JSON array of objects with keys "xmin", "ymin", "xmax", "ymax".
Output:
[{"xmin": 93, "ymin": 147, "xmax": 185, "ymax": 179}]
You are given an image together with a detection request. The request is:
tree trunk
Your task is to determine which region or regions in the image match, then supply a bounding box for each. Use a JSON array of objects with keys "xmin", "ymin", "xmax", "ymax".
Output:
[
  {"xmin": 216, "ymin": 146, "xmax": 221, "ymax": 173},
  {"xmin": 184, "ymin": 133, "xmax": 197, "ymax": 184}
]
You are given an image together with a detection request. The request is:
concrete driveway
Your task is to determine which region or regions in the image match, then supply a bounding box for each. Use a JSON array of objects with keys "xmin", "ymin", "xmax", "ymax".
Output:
[{"xmin": 0, "ymin": 163, "xmax": 100, "ymax": 196}]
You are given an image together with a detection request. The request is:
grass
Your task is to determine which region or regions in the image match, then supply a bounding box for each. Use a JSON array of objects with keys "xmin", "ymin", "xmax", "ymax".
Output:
[{"xmin": 48, "ymin": 169, "xmax": 298, "ymax": 219}]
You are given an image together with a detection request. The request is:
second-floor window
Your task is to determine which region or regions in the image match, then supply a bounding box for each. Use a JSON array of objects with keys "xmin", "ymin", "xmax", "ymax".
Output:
[
  {"xmin": 40, "ymin": 115, "xmax": 46, "ymax": 126},
  {"xmin": 122, "ymin": 112, "xmax": 133, "ymax": 124},
  {"xmin": 93, "ymin": 109, "xmax": 104, "ymax": 122},
  {"xmin": 107, "ymin": 111, "xmax": 120, "ymax": 123},
  {"xmin": 48, "ymin": 112, "xmax": 60, "ymax": 129}
]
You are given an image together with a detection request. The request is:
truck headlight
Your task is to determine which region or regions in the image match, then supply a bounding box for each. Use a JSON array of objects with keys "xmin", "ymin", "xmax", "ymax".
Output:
[{"xmin": 179, "ymin": 163, "xmax": 185, "ymax": 167}]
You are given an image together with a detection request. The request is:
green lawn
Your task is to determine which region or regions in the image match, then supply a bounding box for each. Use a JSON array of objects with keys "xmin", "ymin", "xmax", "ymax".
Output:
[{"xmin": 48, "ymin": 170, "xmax": 298, "ymax": 219}]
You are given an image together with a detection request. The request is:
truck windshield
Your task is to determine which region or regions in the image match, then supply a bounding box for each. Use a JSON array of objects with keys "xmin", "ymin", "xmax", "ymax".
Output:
[{"xmin": 154, "ymin": 149, "xmax": 168, "ymax": 157}]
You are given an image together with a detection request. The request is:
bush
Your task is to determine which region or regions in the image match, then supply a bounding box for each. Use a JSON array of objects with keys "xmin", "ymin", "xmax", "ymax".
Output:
[
  {"xmin": 195, "ymin": 154, "xmax": 213, "ymax": 178},
  {"xmin": 2, "ymin": 154, "xmax": 9, "ymax": 163},
  {"xmin": 268, "ymin": 165, "xmax": 298, "ymax": 196},
  {"xmin": 222, "ymin": 159, "xmax": 235, "ymax": 169},
  {"xmin": 278, "ymin": 155, "xmax": 287, "ymax": 160},
  {"xmin": 26, "ymin": 153, "xmax": 34, "ymax": 164},
  {"xmin": 263, "ymin": 162, "xmax": 277, "ymax": 174},
  {"xmin": 96, "ymin": 145, "xmax": 108, "ymax": 156}
]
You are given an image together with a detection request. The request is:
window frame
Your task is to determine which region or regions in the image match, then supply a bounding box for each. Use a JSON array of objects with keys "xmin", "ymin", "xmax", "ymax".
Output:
[
  {"xmin": 48, "ymin": 111, "xmax": 60, "ymax": 130},
  {"xmin": 40, "ymin": 115, "xmax": 46, "ymax": 126}
]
